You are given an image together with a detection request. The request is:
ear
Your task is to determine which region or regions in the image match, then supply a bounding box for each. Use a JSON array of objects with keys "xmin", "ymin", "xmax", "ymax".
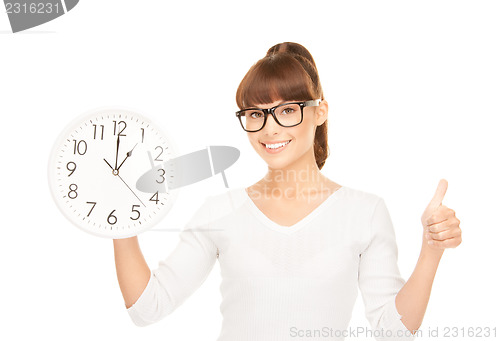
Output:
[{"xmin": 315, "ymin": 99, "xmax": 328, "ymax": 126}]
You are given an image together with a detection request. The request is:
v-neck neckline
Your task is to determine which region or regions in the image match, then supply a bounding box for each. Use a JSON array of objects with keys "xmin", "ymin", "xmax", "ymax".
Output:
[{"xmin": 241, "ymin": 185, "xmax": 346, "ymax": 235}]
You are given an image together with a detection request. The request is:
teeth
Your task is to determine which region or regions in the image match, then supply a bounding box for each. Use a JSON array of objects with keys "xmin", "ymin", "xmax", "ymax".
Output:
[{"xmin": 265, "ymin": 140, "xmax": 290, "ymax": 149}]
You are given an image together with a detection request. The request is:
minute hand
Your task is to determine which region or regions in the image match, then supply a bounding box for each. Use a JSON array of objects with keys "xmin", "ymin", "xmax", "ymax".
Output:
[
  {"xmin": 116, "ymin": 143, "xmax": 138, "ymax": 171},
  {"xmin": 114, "ymin": 135, "xmax": 120, "ymax": 170}
]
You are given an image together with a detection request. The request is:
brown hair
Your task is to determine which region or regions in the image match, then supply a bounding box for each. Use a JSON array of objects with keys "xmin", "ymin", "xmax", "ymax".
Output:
[{"xmin": 236, "ymin": 42, "xmax": 329, "ymax": 169}]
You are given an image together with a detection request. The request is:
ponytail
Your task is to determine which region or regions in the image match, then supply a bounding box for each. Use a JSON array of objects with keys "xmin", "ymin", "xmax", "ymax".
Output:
[{"xmin": 266, "ymin": 42, "xmax": 329, "ymax": 170}]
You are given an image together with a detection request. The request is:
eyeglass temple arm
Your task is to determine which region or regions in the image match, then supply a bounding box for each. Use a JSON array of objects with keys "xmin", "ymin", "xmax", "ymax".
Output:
[
  {"xmin": 236, "ymin": 99, "xmax": 322, "ymax": 114},
  {"xmin": 304, "ymin": 99, "xmax": 322, "ymax": 107}
]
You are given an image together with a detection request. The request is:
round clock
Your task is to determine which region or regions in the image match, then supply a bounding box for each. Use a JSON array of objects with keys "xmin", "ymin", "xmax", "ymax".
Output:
[{"xmin": 47, "ymin": 107, "xmax": 180, "ymax": 239}]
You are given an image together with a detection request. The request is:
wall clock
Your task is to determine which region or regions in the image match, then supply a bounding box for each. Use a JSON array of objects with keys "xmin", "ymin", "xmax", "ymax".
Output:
[{"xmin": 47, "ymin": 107, "xmax": 180, "ymax": 239}]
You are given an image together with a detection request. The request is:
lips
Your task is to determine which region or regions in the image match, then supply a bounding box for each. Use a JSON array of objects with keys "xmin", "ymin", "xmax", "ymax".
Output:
[
  {"xmin": 260, "ymin": 140, "xmax": 292, "ymax": 145},
  {"xmin": 260, "ymin": 139, "xmax": 292, "ymax": 153},
  {"xmin": 261, "ymin": 140, "xmax": 291, "ymax": 147}
]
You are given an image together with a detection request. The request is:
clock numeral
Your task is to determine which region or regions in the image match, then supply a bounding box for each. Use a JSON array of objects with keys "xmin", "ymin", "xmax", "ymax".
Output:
[
  {"xmin": 113, "ymin": 120, "xmax": 127, "ymax": 136},
  {"xmin": 131, "ymin": 205, "xmax": 141, "ymax": 220},
  {"xmin": 149, "ymin": 191, "xmax": 159, "ymax": 204},
  {"xmin": 67, "ymin": 161, "xmax": 76, "ymax": 177},
  {"xmin": 86, "ymin": 202, "xmax": 96, "ymax": 216},
  {"xmin": 92, "ymin": 124, "xmax": 104, "ymax": 140},
  {"xmin": 68, "ymin": 184, "xmax": 78, "ymax": 199},
  {"xmin": 72, "ymin": 139, "xmax": 87, "ymax": 155},
  {"xmin": 141, "ymin": 128, "xmax": 145, "ymax": 143},
  {"xmin": 107, "ymin": 210, "xmax": 117, "ymax": 225},
  {"xmin": 154, "ymin": 146, "xmax": 163, "ymax": 162},
  {"xmin": 156, "ymin": 168, "xmax": 165, "ymax": 184}
]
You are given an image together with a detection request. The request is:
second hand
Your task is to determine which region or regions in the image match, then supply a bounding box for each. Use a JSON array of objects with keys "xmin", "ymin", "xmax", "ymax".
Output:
[
  {"xmin": 103, "ymin": 158, "xmax": 146, "ymax": 207},
  {"xmin": 117, "ymin": 174, "xmax": 147, "ymax": 207}
]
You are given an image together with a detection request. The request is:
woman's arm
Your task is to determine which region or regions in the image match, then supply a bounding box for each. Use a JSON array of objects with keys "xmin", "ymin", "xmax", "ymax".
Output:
[
  {"xmin": 113, "ymin": 236, "xmax": 151, "ymax": 309},
  {"xmin": 395, "ymin": 241, "xmax": 443, "ymax": 333},
  {"xmin": 122, "ymin": 196, "xmax": 218, "ymax": 327},
  {"xmin": 396, "ymin": 179, "xmax": 462, "ymax": 333}
]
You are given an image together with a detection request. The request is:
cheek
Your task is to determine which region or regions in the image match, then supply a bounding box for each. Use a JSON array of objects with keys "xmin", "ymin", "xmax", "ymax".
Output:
[
  {"xmin": 292, "ymin": 125, "xmax": 315, "ymax": 146},
  {"xmin": 247, "ymin": 134, "xmax": 261, "ymax": 149}
]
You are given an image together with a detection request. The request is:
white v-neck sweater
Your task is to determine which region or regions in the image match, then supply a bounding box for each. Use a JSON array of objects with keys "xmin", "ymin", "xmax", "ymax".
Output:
[{"xmin": 126, "ymin": 186, "xmax": 416, "ymax": 341}]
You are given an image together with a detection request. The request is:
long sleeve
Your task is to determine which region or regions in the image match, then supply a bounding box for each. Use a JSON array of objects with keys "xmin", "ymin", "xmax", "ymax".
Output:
[
  {"xmin": 126, "ymin": 196, "xmax": 218, "ymax": 327},
  {"xmin": 358, "ymin": 198, "xmax": 416, "ymax": 340}
]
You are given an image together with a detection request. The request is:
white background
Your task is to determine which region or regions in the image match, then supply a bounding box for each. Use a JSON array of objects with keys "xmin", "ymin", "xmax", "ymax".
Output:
[{"xmin": 1, "ymin": 1, "xmax": 499, "ymax": 340}]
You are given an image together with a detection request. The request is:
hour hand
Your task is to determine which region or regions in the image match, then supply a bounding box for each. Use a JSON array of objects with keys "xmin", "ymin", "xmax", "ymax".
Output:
[
  {"xmin": 117, "ymin": 143, "xmax": 138, "ymax": 171},
  {"xmin": 103, "ymin": 158, "xmax": 114, "ymax": 171}
]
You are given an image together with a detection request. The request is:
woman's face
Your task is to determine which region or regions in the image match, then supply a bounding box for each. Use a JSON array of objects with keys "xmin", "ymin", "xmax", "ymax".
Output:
[{"xmin": 246, "ymin": 98, "xmax": 328, "ymax": 170}]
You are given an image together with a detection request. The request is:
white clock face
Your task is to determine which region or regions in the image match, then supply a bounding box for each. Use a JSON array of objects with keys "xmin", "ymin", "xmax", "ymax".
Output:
[{"xmin": 48, "ymin": 107, "xmax": 179, "ymax": 239}]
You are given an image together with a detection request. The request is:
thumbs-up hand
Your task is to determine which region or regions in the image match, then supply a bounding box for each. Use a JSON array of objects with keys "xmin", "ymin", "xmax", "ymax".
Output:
[{"xmin": 421, "ymin": 179, "xmax": 462, "ymax": 250}]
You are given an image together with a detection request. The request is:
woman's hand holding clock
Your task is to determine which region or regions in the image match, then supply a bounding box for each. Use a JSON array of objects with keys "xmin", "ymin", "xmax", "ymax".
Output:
[{"xmin": 420, "ymin": 179, "xmax": 462, "ymax": 252}]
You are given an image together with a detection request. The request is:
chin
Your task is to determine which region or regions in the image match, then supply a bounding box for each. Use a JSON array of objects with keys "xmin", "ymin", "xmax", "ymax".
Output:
[
  {"xmin": 261, "ymin": 154, "xmax": 298, "ymax": 170},
  {"xmin": 251, "ymin": 139, "xmax": 309, "ymax": 170}
]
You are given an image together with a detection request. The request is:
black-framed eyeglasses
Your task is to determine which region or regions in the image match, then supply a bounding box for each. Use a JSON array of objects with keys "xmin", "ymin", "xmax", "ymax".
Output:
[{"xmin": 235, "ymin": 99, "xmax": 322, "ymax": 132}]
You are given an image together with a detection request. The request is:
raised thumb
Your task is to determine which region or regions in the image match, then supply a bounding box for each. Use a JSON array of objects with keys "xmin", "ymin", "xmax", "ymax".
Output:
[{"xmin": 428, "ymin": 178, "xmax": 448, "ymax": 209}]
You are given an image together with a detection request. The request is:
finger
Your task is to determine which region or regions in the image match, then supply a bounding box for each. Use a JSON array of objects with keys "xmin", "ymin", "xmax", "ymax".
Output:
[
  {"xmin": 427, "ymin": 179, "xmax": 448, "ymax": 210},
  {"xmin": 438, "ymin": 205, "xmax": 456, "ymax": 218},
  {"xmin": 426, "ymin": 213, "xmax": 447, "ymax": 226},
  {"xmin": 428, "ymin": 235, "xmax": 462, "ymax": 248},
  {"xmin": 427, "ymin": 217, "xmax": 446, "ymax": 227},
  {"xmin": 428, "ymin": 215, "xmax": 459, "ymax": 232},
  {"xmin": 428, "ymin": 221, "xmax": 450, "ymax": 233},
  {"xmin": 426, "ymin": 206, "xmax": 455, "ymax": 226},
  {"xmin": 428, "ymin": 227, "xmax": 461, "ymax": 241}
]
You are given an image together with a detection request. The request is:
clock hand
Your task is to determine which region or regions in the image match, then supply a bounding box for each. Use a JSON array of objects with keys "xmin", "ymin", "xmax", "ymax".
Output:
[
  {"xmin": 105, "ymin": 157, "xmax": 145, "ymax": 205},
  {"xmin": 114, "ymin": 135, "xmax": 120, "ymax": 170},
  {"xmin": 116, "ymin": 143, "xmax": 138, "ymax": 171},
  {"xmin": 117, "ymin": 174, "xmax": 147, "ymax": 207},
  {"xmin": 103, "ymin": 158, "xmax": 114, "ymax": 171}
]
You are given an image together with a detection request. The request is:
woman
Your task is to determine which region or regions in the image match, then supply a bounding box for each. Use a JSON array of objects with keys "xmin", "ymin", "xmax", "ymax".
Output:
[{"xmin": 114, "ymin": 42, "xmax": 462, "ymax": 341}]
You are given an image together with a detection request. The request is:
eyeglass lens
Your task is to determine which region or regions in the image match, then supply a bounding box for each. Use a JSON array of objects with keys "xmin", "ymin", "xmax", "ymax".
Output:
[{"xmin": 240, "ymin": 103, "xmax": 302, "ymax": 131}]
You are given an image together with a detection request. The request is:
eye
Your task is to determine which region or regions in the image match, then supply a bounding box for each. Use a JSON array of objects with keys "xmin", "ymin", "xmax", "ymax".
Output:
[
  {"xmin": 278, "ymin": 105, "xmax": 297, "ymax": 115},
  {"xmin": 248, "ymin": 111, "xmax": 263, "ymax": 119}
]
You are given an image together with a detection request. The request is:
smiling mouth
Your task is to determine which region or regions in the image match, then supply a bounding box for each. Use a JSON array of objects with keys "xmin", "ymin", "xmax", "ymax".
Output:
[
  {"xmin": 261, "ymin": 140, "xmax": 291, "ymax": 148},
  {"xmin": 260, "ymin": 139, "xmax": 292, "ymax": 153}
]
